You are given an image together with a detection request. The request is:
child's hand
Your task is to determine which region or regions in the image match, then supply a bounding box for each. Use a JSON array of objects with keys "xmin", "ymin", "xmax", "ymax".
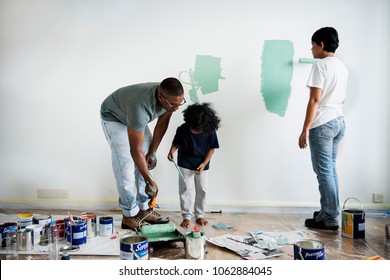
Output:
[
  {"xmin": 196, "ymin": 163, "xmax": 205, "ymax": 174},
  {"xmin": 167, "ymin": 152, "xmax": 174, "ymax": 161}
]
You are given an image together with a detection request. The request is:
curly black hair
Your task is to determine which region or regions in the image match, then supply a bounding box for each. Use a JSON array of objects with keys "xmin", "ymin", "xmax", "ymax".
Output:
[{"xmin": 182, "ymin": 102, "xmax": 221, "ymax": 134}]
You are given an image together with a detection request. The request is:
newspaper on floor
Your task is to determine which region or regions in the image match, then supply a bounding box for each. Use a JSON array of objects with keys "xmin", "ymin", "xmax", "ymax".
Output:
[
  {"xmin": 207, "ymin": 234, "xmax": 283, "ymax": 260},
  {"xmin": 250, "ymin": 230, "xmax": 306, "ymax": 248},
  {"xmin": 227, "ymin": 234, "xmax": 280, "ymax": 250}
]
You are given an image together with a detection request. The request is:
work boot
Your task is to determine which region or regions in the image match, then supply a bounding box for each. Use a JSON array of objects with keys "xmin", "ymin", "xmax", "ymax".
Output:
[
  {"xmin": 138, "ymin": 208, "xmax": 169, "ymax": 224},
  {"xmin": 121, "ymin": 215, "xmax": 148, "ymax": 230}
]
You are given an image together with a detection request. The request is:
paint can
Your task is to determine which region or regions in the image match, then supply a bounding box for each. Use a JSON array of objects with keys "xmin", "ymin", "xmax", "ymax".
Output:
[
  {"xmin": 99, "ymin": 216, "xmax": 114, "ymax": 237},
  {"xmin": 67, "ymin": 219, "xmax": 87, "ymax": 245},
  {"xmin": 293, "ymin": 240, "xmax": 325, "ymax": 260},
  {"xmin": 0, "ymin": 222, "xmax": 17, "ymax": 248},
  {"xmin": 33, "ymin": 214, "xmax": 52, "ymax": 226},
  {"xmin": 17, "ymin": 228, "xmax": 34, "ymax": 251},
  {"xmin": 120, "ymin": 235, "xmax": 149, "ymax": 260},
  {"xmin": 80, "ymin": 212, "xmax": 97, "ymax": 239},
  {"xmin": 17, "ymin": 213, "xmax": 33, "ymax": 229},
  {"xmin": 64, "ymin": 216, "xmax": 79, "ymax": 240},
  {"xmin": 26, "ymin": 224, "xmax": 43, "ymax": 245},
  {"xmin": 55, "ymin": 220, "xmax": 66, "ymax": 240},
  {"xmin": 185, "ymin": 228, "xmax": 206, "ymax": 260},
  {"xmin": 385, "ymin": 224, "xmax": 390, "ymax": 246},
  {"xmin": 341, "ymin": 197, "xmax": 365, "ymax": 239}
]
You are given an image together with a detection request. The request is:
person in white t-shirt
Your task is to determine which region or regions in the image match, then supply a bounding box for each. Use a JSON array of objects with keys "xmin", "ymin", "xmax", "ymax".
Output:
[{"xmin": 299, "ymin": 27, "xmax": 348, "ymax": 230}]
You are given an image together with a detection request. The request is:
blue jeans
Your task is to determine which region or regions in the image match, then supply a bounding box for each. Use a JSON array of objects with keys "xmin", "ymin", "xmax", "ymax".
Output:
[
  {"xmin": 101, "ymin": 118, "xmax": 152, "ymax": 217},
  {"xmin": 309, "ymin": 116, "xmax": 345, "ymax": 227}
]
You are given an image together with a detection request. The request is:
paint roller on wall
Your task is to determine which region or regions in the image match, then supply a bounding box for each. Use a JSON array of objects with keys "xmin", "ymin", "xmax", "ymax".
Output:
[{"xmin": 298, "ymin": 58, "xmax": 318, "ymax": 64}]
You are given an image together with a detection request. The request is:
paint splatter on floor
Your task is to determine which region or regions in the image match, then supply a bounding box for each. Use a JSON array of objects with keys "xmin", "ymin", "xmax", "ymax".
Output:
[{"xmin": 212, "ymin": 222, "xmax": 234, "ymax": 230}]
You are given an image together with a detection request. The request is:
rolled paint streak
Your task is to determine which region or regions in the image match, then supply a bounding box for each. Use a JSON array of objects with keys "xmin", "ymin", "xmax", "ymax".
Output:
[{"xmin": 261, "ymin": 40, "xmax": 294, "ymax": 117}]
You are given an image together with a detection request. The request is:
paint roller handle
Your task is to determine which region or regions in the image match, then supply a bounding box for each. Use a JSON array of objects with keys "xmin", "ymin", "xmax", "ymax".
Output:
[{"xmin": 145, "ymin": 181, "xmax": 158, "ymax": 199}]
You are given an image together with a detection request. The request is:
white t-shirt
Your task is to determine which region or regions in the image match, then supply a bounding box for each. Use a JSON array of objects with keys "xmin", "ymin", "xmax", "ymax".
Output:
[{"xmin": 307, "ymin": 56, "xmax": 348, "ymax": 128}]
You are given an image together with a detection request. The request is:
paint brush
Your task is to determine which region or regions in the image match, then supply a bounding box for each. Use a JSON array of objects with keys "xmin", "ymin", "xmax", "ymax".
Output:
[
  {"xmin": 172, "ymin": 160, "xmax": 186, "ymax": 183},
  {"xmin": 68, "ymin": 212, "xmax": 75, "ymax": 225}
]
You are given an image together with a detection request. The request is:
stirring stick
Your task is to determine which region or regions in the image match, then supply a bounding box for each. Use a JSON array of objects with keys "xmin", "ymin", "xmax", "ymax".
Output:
[
  {"xmin": 68, "ymin": 212, "xmax": 75, "ymax": 225},
  {"xmin": 173, "ymin": 160, "xmax": 186, "ymax": 183}
]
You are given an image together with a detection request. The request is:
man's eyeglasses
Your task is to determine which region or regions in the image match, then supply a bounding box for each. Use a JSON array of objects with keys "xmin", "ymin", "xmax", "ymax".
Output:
[{"xmin": 161, "ymin": 94, "xmax": 186, "ymax": 108}]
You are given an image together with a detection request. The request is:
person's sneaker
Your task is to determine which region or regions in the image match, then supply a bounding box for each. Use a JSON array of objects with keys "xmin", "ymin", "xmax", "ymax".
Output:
[
  {"xmin": 121, "ymin": 215, "xmax": 148, "ymax": 230},
  {"xmin": 138, "ymin": 208, "xmax": 169, "ymax": 224},
  {"xmin": 313, "ymin": 211, "xmax": 320, "ymax": 218},
  {"xmin": 305, "ymin": 218, "xmax": 339, "ymax": 230}
]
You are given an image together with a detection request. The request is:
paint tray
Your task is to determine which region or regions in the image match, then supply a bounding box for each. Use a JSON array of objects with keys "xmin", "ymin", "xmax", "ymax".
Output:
[{"xmin": 137, "ymin": 224, "xmax": 185, "ymax": 245}]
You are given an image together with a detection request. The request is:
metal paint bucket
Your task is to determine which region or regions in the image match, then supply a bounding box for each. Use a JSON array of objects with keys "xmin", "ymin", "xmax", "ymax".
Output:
[
  {"xmin": 120, "ymin": 235, "xmax": 149, "ymax": 260},
  {"xmin": 342, "ymin": 197, "xmax": 365, "ymax": 239},
  {"xmin": 0, "ymin": 222, "xmax": 17, "ymax": 248},
  {"xmin": 55, "ymin": 220, "xmax": 66, "ymax": 240},
  {"xmin": 26, "ymin": 224, "xmax": 43, "ymax": 245},
  {"xmin": 293, "ymin": 240, "xmax": 325, "ymax": 260},
  {"xmin": 185, "ymin": 231, "xmax": 206, "ymax": 260},
  {"xmin": 17, "ymin": 213, "xmax": 33, "ymax": 229},
  {"xmin": 66, "ymin": 220, "xmax": 87, "ymax": 245},
  {"xmin": 17, "ymin": 228, "xmax": 34, "ymax": 251},
  {"xmin": 80, "ymin": 212, "xmax": 97, "ymax": 239},
  {"xmin": 99, "ymin": 216, "xmax": 114, "ymax": 237}
]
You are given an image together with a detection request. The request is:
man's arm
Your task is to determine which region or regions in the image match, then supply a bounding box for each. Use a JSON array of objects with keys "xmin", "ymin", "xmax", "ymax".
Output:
[
  {"xmin": 147, "ymin": 111, "xmax": 173, "ymax": 155},
  {"xmin": 299, "ymin": 87, "xmax": 322, "ymax": 149},
  {"xmin": 127, "ymin": 127, "xmax": 155, "ymax": 189}
]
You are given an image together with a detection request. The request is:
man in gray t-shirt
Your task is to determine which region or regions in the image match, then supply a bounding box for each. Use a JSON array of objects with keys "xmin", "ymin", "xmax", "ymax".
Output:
[{"xmin": 100, "ymin": 77, "xmax": 185, "ymax": 230}]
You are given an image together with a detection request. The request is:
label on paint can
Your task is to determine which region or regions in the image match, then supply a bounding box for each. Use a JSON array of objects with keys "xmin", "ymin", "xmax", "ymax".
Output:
[
  {"xmin": 55, "ymin": 220, "xmax": 66, "ymax": 240},
  {"xmin": 33, "ymin": 215, "xmax": 52, "ymax": 226},
  {"xmin": 120, "ymin": 235, "xmax": 149, "ymax": 260},
  {"xmin": 17, "ymin": 213, "xmax": 33, "ymax": 229},
  {"xmin": 67, "ymin": 220, "xmax": 87, "ymax": 245},
  {"xmin": 81, "ymin": 212, "xmax": 97, "ymax": 239},
  {"xmin": 341, "ymin": 197, "xmax": 365, "ymax": 239},
  {"xmin": 293, "ymin": 240, "xmax": 325, "ymax": 260},
  {"xmin": 26, "ymin": 224, "xmax": 43, "ymax": 246},
  {"xmin": 0, "ymin": 222, "xmax": 18, "ymax": 248},
  {"xmin": 99, "ymin": 216, "xmax": 113, "ymax": 237}
]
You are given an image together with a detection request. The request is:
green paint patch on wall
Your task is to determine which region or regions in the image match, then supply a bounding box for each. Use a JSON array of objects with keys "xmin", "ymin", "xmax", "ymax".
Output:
[
  {"xmin": 179, "ymin": 55, "xmax": 224, "ymax": 103},
  {"xmin": 261, "ymin": 40, "xmax": 294, "ymax": 117}
]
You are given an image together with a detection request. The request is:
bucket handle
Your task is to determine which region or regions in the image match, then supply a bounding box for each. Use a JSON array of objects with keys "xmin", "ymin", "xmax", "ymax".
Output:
[{"xmin": 343, "ymin": 197, "xmax": 364, "ymax": 210}]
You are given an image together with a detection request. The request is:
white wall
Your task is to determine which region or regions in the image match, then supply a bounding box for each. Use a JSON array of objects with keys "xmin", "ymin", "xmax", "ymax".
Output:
[{"xmin": 0, "ymin": 0, "xmax": 389, "ymax": 211}]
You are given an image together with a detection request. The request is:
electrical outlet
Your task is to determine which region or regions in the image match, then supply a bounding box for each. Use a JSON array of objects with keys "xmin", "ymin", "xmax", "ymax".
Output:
[
  {"xmin": 37, "ymin": 189, "xmax": 69, "ymax": 199},
  {"xmin": 372, "ymin": 193, "xmax": 384, "ymax": 203}
]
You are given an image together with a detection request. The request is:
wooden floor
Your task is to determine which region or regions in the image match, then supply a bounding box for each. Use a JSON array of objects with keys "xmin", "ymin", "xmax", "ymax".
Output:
[{"xmin": 1, "ymin": 209, "xmax": 389, "ymax": 260}]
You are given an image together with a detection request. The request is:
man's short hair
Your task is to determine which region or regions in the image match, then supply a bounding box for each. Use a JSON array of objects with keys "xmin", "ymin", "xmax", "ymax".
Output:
[{"xmin": 312, "ymin": 27, "xmax": 339, "ymax": 53}]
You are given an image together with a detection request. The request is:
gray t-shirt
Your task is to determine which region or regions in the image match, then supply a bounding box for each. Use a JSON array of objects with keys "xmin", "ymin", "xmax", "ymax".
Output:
[{"xmin": 100, "ymin": 82, "xmax": 166, "ymax": 132}]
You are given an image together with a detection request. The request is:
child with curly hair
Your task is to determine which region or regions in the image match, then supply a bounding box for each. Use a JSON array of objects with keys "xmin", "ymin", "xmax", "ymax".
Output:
[{"xmin": 168, "ymin": 103, "xmax": 220, "ymax": 228}]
